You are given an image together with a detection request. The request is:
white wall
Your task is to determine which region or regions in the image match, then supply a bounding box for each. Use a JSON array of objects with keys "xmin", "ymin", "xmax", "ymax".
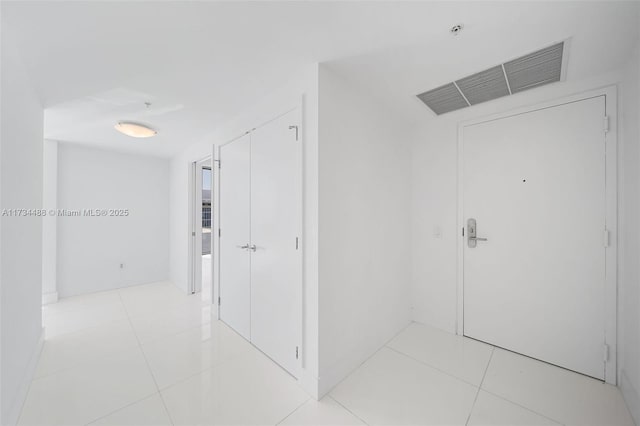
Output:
[
  {"xmin": 317, "ymin": 66, "xmax": 412, "ymax": 396},
  {"xmin": 0, "ymin": 37, "xmax": 44, "ymax": 425},
  {"xmin": 42, "ymin": 140, "xmax": 58, "ymax": 303},
  {"xmin": 619, "ymin": 22, "xmax": 640, "ymax": 423},
  {"xmin": 169, "ymin": 64, "xmax": 320, "ymax": 397},
  {"xmin": 57, "ymin": 144, "xmax": 170, "ymax": 297}
]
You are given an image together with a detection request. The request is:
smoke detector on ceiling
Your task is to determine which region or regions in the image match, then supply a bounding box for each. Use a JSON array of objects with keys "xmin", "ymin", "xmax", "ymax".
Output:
[{"xmin": 450, "ymin": 24, "xmax": 464, "ymax": 36}]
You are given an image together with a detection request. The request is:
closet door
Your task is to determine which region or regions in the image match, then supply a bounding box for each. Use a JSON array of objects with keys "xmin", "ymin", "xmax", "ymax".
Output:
[
  {"xmin": 250, "ymin": 109, "xmax": 302, "ymax": 377},
  {"xmin": 219, "ymin": 134, "xmax": 251, "ymax": 340}
]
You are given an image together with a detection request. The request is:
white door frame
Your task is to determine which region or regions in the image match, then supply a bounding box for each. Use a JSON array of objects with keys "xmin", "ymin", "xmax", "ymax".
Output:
[
  {"xmin": 456, "ymin": 86, "xmax": 618, "ymax": 384},
  {"xmin": 214, "ymin": 102, "xmax": 304, "ymax": 373},
  {"xmin": 189, "ymin": 156, "xmax": 213, "ymax": 298}
]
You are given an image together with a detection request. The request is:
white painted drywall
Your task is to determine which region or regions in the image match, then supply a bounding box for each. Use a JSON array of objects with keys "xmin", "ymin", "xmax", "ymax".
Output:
[
  {"xmin": 619, "ymin": 28, "xmax": 640, "ymax": 424},
  {"xmin": 169, "ymin": 64, "xmax": 320, "ymax": 397},
  {"xmin": 56, "ymin": 144, "xmax": 170, "ymax": 297},
  {"xmin": 42, "ymin": 140, "xmax": 58, "ymax": 304},
  {"xmin": 317, "ymin": 66, "xmax": 412, "ymax": 396},
  {"xmin": 0, "ymin": 37, "xmax": 44, "ymax": 425}
]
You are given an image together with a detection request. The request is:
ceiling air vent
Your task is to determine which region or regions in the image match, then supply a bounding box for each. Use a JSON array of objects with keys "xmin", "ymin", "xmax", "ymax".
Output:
[
  {"xmin": 416, "ymin": 83, "xmax": 469, "ymax": 115},
  {"xmin": 417, "ymin": 41, "xmax": 566, "ymax": 115}
]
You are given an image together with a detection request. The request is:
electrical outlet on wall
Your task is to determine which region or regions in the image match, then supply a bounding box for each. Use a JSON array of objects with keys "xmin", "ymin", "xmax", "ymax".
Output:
[
  {"xmin": 433, "ymin": 225, "xmax": 442, "ymax": 239},
  {"xmin": 120, "ymin": 263, "xmax": 124, "ymax": 269}
]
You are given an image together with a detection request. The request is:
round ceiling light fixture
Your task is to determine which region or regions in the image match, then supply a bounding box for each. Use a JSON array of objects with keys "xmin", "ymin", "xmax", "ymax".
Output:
[
  {"xmin": 450, "ymin": 24, "xmax": 464, "ymax": 36},
  {"xmin": 114, "ymin": 121, "xmax": 157, "ymax": 138}
]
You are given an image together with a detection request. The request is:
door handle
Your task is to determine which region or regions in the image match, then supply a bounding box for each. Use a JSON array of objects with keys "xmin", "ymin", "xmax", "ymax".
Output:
[
  {"xmin": 467, "ymin": 218, "xmax": 488, "ymax": 248},
  {"xmin": 236, "ymin": 244, "xmax": 249, "ymax": 250},
  {"xmin": 249, "ymin": 244, "xmax": 257, "ymax": 252}
]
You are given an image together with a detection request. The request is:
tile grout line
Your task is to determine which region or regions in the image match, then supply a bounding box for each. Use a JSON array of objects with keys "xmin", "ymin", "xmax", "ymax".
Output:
[
  {"xmin": 384, "ymin": 345, "xmax": 482, "ymax": 389},
  {"xmin": 328, "ymin": 395, "xmax": 370, "ymax": 425},
  {"xmin": 117, "ymin": 290, "xmax": 176, "ymax": 426},
  {"xmin": 465, "ymin": 346, "xmax": 494, "ymax": 426},
  {"xmin": 321, "ymin": 321, "xmax": 416, "ymax": 400},
  {"xmin": 274, "ymin": 397, "xmax": 311, "ymax": 425},
  {"xmin": 274, "ymin": 322, "xmax": 414, "ymax": 426},
  {"xmin": 479, "ymin": 388, "xmax": 566, "ymax": 426},
  {"xmin": 83, "ymin": 392, "xmax": 162, "ymax": 426},
  {"xmin": 474, "ymin": 348, "xmax": 565, "ymax": 425}
]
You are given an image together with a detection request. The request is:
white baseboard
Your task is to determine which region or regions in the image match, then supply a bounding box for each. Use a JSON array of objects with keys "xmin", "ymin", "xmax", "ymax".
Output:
[
  {"xmin": 621, "ymin": 369, "xmax": 640, "ymax": 426},
  {"xmin": 42, "ymin": 291, "xmax": 58, "ymax": 305},
  {"xmin": 4, "ymin": 329, "xmax": 44, "ymax": 426}
]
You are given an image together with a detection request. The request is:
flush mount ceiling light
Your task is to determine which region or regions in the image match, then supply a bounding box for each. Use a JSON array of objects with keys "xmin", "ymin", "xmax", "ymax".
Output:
[{"xmin": 114, "ymin": 121, "xmax": 157, "ymax": 138}]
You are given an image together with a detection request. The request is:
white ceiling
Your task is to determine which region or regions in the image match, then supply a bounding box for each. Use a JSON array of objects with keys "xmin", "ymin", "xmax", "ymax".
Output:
[{"xmin": 3, "ymin": 1, "xmax": 638, "ymax": 158}]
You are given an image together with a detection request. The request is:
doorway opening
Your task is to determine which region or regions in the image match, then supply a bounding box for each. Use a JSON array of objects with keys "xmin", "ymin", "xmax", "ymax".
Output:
[{"xmin": 191, "ymin": 157, "xmax": 213, "ymax": 303}]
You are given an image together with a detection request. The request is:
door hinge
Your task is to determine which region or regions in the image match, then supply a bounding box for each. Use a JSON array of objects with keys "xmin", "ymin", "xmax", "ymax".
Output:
[
  {"xmin": 462, "ymin": 227, "xmax": 465, "ymax": 237},
  {"xmin": 603, "ymin": 229, "xmax": 610, "ymax": 248},
  {"xmin": 603, "ymin": 343, "xmax": 609, "ymax": 362},
  {"xmin": 604, "ymin": 116, "xmax": 609, "ymax": 133},
  {"xmin": 218, "ymin": 296, "xmax": 221, "ymax": 306},
  {"xmin": 288, "ymin": 125, "xmax": 299, "ymax": 141},
  {"xmin": 295, "ymin": 237, "xmax": 299, "ymax": 250},
  {"xmin": 192, "ymin": 231, "xmax": 196, "ymax": 237},
  {"xmin": 295, "ymin": 346, "xmax": 299, "ymax": 359},
  {"xmin": 219, "ymin": 228, "xmax": 221, "ymax": 238}
]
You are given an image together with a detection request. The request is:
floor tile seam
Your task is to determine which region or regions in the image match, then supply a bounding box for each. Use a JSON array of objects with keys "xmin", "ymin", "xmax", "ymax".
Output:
[
  {"xmin": 465, "ymin": 347, "xmax": 495, "ymax": 425},
  {"xmin": 157, "ymin": 390, "xmax": 176, "ymax": 426},
  {"xmin": 32, "ymin": 346, "xmax": 142, "ymax": 383},
  {"xmin": 327, "ymin": 394, "xmax": 371, "ymax": 425},
  {"xmin": 478, "ymin": 388, "xmax": 567, "ymax": 426},
  {"xmin": 324, "ymin": 322, "xmax": 415, "ymax": 402},
  {"xmin": 273, "ymin": 397, "xmax": 312, "ymax": 425},
  {"xmin": 118, "ymin": 291, "xmax": 165, "ymax": 397},
  {"xmin": 383, "ymin": 345, "xmax": 483, "ymax": 389},
  {"xmin": 81, "ymin": 390, "xmax": 160, "ymax": 426},
  {"xmin": 136, "ymin": 320, "xmax": 216, "ymax": 348}
]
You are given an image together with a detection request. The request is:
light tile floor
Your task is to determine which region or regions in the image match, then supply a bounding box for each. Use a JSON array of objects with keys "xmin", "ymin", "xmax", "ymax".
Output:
[{"xmin": 18, "ymin": 282, "xmax": 635, "ymax": 426}]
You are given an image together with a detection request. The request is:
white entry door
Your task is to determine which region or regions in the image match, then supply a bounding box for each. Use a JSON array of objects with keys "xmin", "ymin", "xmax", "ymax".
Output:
[
  {"xmin": 219, "ymin": 134, "xmax": 251, "ymax": 340},
  {"xmin": 462, "ymin": 96, "xmax": 607, "ymax": 380},
  {"xmin": 250, "ymin": 110, "xmax": 301, "ymax": 377}
]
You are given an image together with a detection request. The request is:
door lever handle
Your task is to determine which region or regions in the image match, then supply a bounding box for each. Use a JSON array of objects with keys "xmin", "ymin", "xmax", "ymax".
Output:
[
  {"xmin": 467, "ymin": 218, "xmax": 488, "ymax": 248},
  {"xmin": 236, "ymin": 244, "xmax": 249, "ymax": 250},
  {"xmin": 249, "ymin": 244, "xmax": 257, "ymax": 252}
]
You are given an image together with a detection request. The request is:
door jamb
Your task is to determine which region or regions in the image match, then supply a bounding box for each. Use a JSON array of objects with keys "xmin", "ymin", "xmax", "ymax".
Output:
[
  {"xmin": 189, "ymin": 156, "xmax": 213, "ymax": 298},
  {"xmin": 456, "ymin": 86, "xmax": 618, "ymax": 384}
]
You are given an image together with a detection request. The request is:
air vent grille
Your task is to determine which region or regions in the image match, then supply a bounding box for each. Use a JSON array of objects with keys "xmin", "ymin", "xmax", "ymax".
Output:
[
  {"xmin": 504, "ymin": 43, "xmax": 564, "ymax": 93},
  {"xmin": 417, "ymin": 41, "xmax": 565, "ymax": 115},
  {"xmin": 455, "ymin": 66, "xmax": 510, "ymax": 105},
  {"xmin": 417, "ymin": 83, "xmax": 469, "ymax": 115}
]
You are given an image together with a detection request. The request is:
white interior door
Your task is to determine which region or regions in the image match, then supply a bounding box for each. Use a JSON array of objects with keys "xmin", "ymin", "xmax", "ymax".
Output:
[
  {"xmin": 462, "ymin": 96, "xmax": 607, "ymax": 380},
  {"xmin": 219, "ymin": 134, "xmax": 251, "ymax": 340},
  {"xmin": 250, "ymin": 109, "xmax": 301, "ymax": 377}
]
